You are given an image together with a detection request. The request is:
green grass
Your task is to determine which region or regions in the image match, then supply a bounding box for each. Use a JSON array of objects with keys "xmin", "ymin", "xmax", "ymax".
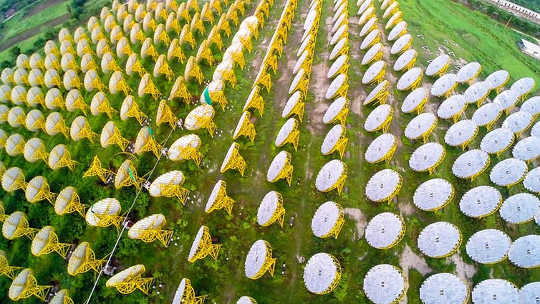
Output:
[
  {"xmin": 0, "ymin": 33, "xmax": 49, "ymax": 62},
  {"xmin": 399, "ymin": 0, "xmax": 540, "ymax": 85},
  {"xmin": 0, "ymin": 0, "xmax": 69, "ymax": 43},
  {"xmin": 0, "ymin": 0, "xmax": 113, "ymax": 63}
]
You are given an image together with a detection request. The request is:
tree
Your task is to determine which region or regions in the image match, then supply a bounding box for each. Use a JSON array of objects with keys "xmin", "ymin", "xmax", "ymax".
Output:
[
  {"xmin": 44, "ymin": 29, "xmax": 56, "ymax": 41},
  {"xmin": 0, "ymin": 60, "xmax": 11, "ymax": 69},
  {"xmin": 70, "ymin": 0, "xmax": 87, "ymax": 19},
  {"xmin": 9, "ymin": 46, "xmax": 21, "ymax": 57}
]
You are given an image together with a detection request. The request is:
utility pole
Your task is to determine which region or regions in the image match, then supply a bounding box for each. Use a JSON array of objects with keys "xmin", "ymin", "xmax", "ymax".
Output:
[{"xmin": 505, "ymin": 15, "xmax": 513, "ymax": 28}]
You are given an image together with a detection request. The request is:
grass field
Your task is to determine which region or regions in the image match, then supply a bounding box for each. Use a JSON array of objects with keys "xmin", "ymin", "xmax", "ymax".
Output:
[
  {"xmin": 0, "ymin": 29, "xmax": 58, "ymax": 62},
  {"xmin": 0, "ymin": 0, "xmax": 71, "ymax": 63},
  {"xmin": 0, "ymin": 0, "xmax": 69, "ymax": 43},
  {"xmin": 400, "ymin": 0, "xmax": 540, "ymax": 85},
  {"xmin": 0, "ymin": 0, "xmax": 538, "ymax": 303}
]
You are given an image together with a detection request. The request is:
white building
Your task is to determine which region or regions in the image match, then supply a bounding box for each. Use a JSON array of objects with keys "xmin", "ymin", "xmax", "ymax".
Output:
[
  {"xmin": 517, "ymin": 39, "xmax": 540, "ymax": 60},
  {"xmin": 488, "ymin": 0, "xmax": 540, "ymax": 23}
]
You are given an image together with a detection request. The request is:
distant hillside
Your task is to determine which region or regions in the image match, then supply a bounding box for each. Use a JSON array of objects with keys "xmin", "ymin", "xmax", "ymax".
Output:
[{"xmin": 511, "ymin": 0, "xmax": 540, "ymax": 12}]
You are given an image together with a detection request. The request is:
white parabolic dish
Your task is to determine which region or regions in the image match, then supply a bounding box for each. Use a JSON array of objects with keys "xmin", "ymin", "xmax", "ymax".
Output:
[
  {"xmin": 419, "ymin": 273, "xmax": 468, "ymax": 304},
  {"xmin": 363, "ymin": 264, "xmax": 405, "ymax": 304},
  {"xmin": 471, "ymin": 279, "xmax": 519, "ymax": 304},
  {"xmin": 311, "ymin": 201, "xmax": 342, "ymax": 238},
  {"xmin": 365, "ymin": 212, "xmax": 404, "ymax": 249},
  {"xmin": 315, "ymin": 159, "xmax": 345, "ymax": 192},
  {"xmin": 303, "ymin": 253, "xmax": 340, "ymax": 294},
  {"xmin": 466, "ymin": 229, "xmax": 511, "ymax": 264}
]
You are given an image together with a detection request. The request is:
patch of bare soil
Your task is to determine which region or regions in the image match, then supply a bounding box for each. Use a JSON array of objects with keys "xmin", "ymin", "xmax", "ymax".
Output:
[
  {"xmin": 310, "ymin": 62, "xmax": 330, "ymax": 100},
  {"xmin": 398, "ymin": 245, "xmax": 432, "ymax": 304},
  {"xmin": 398, "ymin": 201, "xmax": 416, "ymax": 216},
  {"xmin": 249, "ymin": 49, "xmax": 266, "ymax": 75},
  {"xmin": 348, "ymin": 39, "xmax": 367, "ymax": 116},
  {"xmin": 307, "ymin": 62, "xmax": 330, "ymax": 135},
  {"xmin": 306, "ymin": 97, "xmax": 328, "ymax": 134},
  {"xmin": 344, "ymin": 207, "xmax": 367, "ymax": 240},
  {"xmin": 275, "ymin": 2, "xmax": 308, "ymax": 109},
  {"xmin": 399, "ymin": 244, "xmax": 432, "ymax": 276},
  {"xmin": 448, "ymin": 253, "xmax": 477, "ymax": 282},
  {"xmin": 455, "ymin": 57, "xmax": 468, "ymax": 69}
]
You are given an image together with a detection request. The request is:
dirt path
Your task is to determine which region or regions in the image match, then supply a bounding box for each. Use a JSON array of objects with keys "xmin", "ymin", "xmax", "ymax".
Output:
[
  {"xmin": 306, "ymin": 10, "xmax": 331, "ymax": 136},
  {"xmin": 27, "ymin": 0, "xmax": 67, "ymax": 16},
  {"xmin": 348, "ymin": 16, "xmax": 368, "ymax": 116},
  {"xmin": 343, "ymin": 208, "xmax": 367, "ymax": 239},
  {"xmin": 269, "ymin": 0, "xmax": 313, "ymax": 295}
]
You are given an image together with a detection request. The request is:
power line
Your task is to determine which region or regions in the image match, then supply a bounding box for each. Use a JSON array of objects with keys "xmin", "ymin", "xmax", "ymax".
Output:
[{"xmin": 84, "ymin": 127, "xmax": 175, "ymax": 304}]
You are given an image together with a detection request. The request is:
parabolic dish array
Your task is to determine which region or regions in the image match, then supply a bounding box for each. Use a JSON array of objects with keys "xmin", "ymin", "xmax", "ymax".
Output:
[
  {"xmin": 321, "ymin": 124, "xmax": 347, "ymax": 156},
  {"xmin": 396, "ymin": 67, "xmax": 422, "ymax": 91},
  {"xmin": 455, "ymin": 61, "xmax": 481, "ymax": 84},
  {"xmin": 485, "ymin": 69, "xmax": 509, "ymax": 91},
  {"xmin": 511, "ymin": 77, "xmax": 535, "ymax": 97},
  {"xmin": 256, "ymin": 191, "xmax": 284, "ymax": 227},
  {"xmin": 437, "ymin": 94, "xmax": 466, "ymax": 121},
  {"xmin": 365, "ymin": 169, "xmax": 402, "ymax": 203},
  {"xmin": 364, "ymin": 104, "xmax": 392, "ymax": 132},
  {"xmin": 494, "ymin": 89, "xmax": 519, "ymax": 112},
  {"xmin": 431, "ymin": 73, "xmax": 456, "ymax": 97},
  {"xmin": 464, "ymin": 81, "xmax": 489, "ymax": 105},
  {"xmin": 532, "ymin": 121, "xmax": 540, "ymax": 137},
  {"xmin": 523, "ymin": 167, "xmax": 540, "ymax": 193},
  {"xmin": 388, "ymin": 21, "xmax": 407, "ymax": 42},
  {"xmin": 520, "ymin": 282, "xmax": 540, "ymax": 303},
  {"xmin": 315, "ymin": 159, "xmax": 346, "ymax": 193},
  {"xmin": 244, "ymin": 240, "xmax": 275, "ymax": 280},
  {"xmin": 444, "ymin": 119, "xmax": 478, "ymax": 148},
  {"xmin": 364, "ymin": 80, "xmax": 388, "ymax": 106},
  {"xmin": 512, "ymin": 136, "xmax": 540, "ymax": 162},
  {"xmin": 425, "ymin": 54, "xmax": 450, "ymax": 77},
  {"xmin": 502, "ymin": 111, "xmax": 533, "ymax": 135},
  {"xmin": 521, "ymin": 96, "xmax": 540, "ymax": 117},
  {"xmin": 323, "ymin": 97, "xmax": 348, "ymax": 124},
  {"xmin": 362, "ymin": 43, "xmax": 383, "ymax": 66}
]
